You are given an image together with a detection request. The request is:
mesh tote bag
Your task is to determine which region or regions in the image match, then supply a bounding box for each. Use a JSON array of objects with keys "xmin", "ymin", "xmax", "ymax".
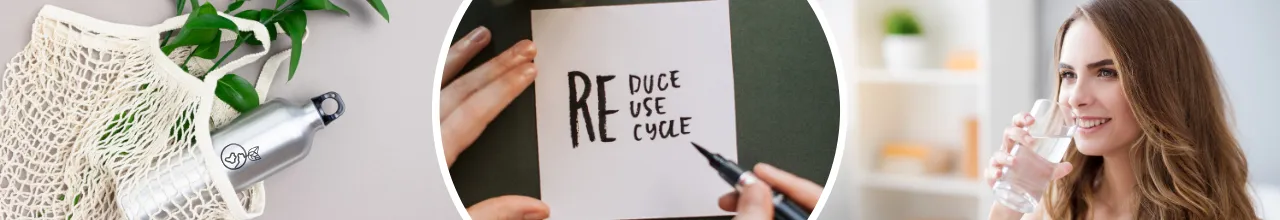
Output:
[{"xmin": 0, "ymin": 5, "xmax": 306, "ymax": 219}]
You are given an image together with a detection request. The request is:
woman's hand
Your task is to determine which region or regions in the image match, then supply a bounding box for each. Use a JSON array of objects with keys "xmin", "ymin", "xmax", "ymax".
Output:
[
  {"xmin": 440, "ymin": 26, "xmax": 547, "ymax": 220},
  {"xmin": 985, "ymin": 113, "xmax": 1074, "ymax": 188},
  {"xmin": 985, "ymin": 113, "xmax": 1073, "ymax": 219},
  {"xmin": 716, "ymin": 163, "xmax": 822, "ymax": 220},
  {"xmin": 440, "ymin": 26, "xmax": 538, "ymax": 167}
]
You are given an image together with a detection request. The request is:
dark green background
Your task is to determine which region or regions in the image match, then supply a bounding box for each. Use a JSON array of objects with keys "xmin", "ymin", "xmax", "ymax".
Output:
[{"xmin": 447, "ymin": 1, "xmax": 839, "ymax": 219}]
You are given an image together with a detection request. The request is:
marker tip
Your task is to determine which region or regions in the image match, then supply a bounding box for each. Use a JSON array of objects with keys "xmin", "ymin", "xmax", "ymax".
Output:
[{"xmin": 692, "ymin": 142, "xmax": 712, "ymax": 157}]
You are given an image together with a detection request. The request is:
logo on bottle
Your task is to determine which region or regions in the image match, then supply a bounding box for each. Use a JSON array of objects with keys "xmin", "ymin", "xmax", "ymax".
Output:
[{"xmin": 221, "ymin": 143, "xmax": 262, "ymax": 170}]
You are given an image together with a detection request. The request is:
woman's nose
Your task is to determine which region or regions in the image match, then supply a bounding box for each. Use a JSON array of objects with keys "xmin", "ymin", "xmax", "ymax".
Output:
[{"xmin": 1065, "ymin": 80, "xmax": 1093, "ymax": 109}]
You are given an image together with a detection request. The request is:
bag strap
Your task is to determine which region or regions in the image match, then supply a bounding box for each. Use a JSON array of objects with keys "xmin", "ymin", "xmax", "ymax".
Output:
[
  {"xmin": 173, "ymin": 23, "xmax": 308, "ymax": 103},
  {"xmin": 150, "ymin": 13, "xmax": 271, "ymax": 86},
  {"xmin": 251, "ymin": 23, "xmax": 310, "ymax": 102}
]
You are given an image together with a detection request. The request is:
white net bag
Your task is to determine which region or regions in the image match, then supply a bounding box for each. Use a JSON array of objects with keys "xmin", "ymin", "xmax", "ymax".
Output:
[{"xmin": 0, "ymin": 5, "xmax": 301, "ymax": 220}]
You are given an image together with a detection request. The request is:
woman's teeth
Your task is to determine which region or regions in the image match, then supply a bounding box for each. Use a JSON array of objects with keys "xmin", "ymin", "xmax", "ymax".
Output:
[{"xmin": 1077, "ymin": 118, "xmax": 1111, "ymax": 128}]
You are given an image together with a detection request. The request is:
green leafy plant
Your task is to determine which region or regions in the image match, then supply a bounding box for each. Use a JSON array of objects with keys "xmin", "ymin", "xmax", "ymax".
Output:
[
  {"xmin": 163, "ymin": 0, "xmax": 390, "ymax": 112},
  {"xmin": 884, "ymin": 8, "xmax": 921, "ymax": 35}
]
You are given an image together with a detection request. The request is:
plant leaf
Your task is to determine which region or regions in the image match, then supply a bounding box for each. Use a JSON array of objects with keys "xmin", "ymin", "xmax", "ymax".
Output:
[
  {"xmin": 188, "ymin": 3, "xmax": 236, "ymax": 30},
  {"xmin": 234, "ymin": 10, "xmax": 265, "ymax": 45},
  {"xmin": 266, "ymin": 21, "xmax": 279, "ymax": 40},
  {"xmin": 234, "ymin": 9, "xmax": 277, "ymax": 45},
  {"xmin": 259, "ymin": 9, "xmax": 279, "ymax": 40},
  {"xmin": 296, "ymin": 0, "xmax": 349, "ymax": 15},
  {"xmin": 258, "ymin": 9, "xmax": 278, "ymax": 23},
  {"xmin": 233, "ymin": 9, "xmax": 260, "ymax": 20},
  {"xmin": 226, "ymin": 0, "xmax": 246, "ymax": 12},
  {"xmin": 277, "ymin": 0, "xmax": 288, "ymax": 8},
  {"xmin": 278, "ymin": 11, "xmax": 307, "ymax": 80},
  {"xmin": 366, "ymin": 0, "xmax": 390, "ymax": 22},
  {"xmin": 176, "ymin": 0, "xmax": 187, "ymax": 14},
  {"xmin": 164, "ymin": 3, "xmax": 238, "ymax": 54},
  {"xmin": 243, "ymin": 32, "xmax": 262, "ymax": 46},
  {"xmin": 215, "ymin": 74, "xmax": 261, "ymax": 112},
  {"xmin": 163, "ymin": 0, "xmax": 191, "ymax": 45},
  {"xmin": 191, "ymin": 33, "xmax": 221, "ymax": 59},
  {"xmin": 885, "ymin": 9, "xmax": 921, "ymax": 35}
]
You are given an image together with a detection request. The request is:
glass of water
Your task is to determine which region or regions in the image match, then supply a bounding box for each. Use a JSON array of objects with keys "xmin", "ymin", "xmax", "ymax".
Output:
[{"xmin": 992, "ymin": 99, "xmax": 1078, "ymax": 213}]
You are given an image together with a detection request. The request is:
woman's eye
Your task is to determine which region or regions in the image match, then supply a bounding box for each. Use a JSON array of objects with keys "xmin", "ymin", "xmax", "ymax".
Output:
[
  {"xmin": 1099, "ymin": 69, "xmax": 1118, "ymax": 78},
  {"xmin": 1059, "ymin": 71, "xmax": 1077, "ymax": 79}
]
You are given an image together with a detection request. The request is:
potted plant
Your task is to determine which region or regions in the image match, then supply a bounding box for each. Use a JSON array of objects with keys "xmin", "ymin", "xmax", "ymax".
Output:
[{"xmin": 882, "ymin": 8, "xmax": 926, "ymax": 71}]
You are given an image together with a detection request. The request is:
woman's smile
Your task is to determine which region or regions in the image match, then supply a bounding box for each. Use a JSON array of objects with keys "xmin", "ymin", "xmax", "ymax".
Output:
[{"xmin": 1075, "ymin": 116, "xmax": 1112, "ymax": 134}]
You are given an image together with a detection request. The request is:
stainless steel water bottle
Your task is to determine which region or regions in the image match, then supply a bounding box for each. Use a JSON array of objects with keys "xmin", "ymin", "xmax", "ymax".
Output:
[
  {"xmin": 119, "ymin": 92, "xmax": 344, "ymax": 219},
  {"xmin": 212, "ymin": 91, "xmax": 344, "ymax": 190}
]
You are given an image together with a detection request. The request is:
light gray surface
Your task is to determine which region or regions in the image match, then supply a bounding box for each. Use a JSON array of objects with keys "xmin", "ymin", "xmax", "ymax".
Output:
[
  {"xmin": 0, "ymin": 0, "xmax": 463, "ymax": 219},
  {"xmin": 1038, "ymin": 0, "xmax": 1280, "ymax": 185}
]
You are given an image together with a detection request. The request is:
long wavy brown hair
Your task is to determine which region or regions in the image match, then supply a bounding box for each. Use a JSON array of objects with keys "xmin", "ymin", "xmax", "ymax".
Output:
[{"xmin": 1044, "ymin": 0, "xmax": 1256, "ymax": 219}]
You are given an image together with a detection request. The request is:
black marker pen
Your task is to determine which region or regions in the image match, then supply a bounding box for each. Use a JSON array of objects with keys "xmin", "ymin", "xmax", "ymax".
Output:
[{"xmin": 693, "ymin": 142, "xmax": 809, "ymax": 220}]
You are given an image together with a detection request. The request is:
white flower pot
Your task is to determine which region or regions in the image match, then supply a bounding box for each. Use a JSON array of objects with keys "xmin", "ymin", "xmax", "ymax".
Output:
[{"xmin": 882, "ymin": 35, "xmax": 927, "ymax": 72}]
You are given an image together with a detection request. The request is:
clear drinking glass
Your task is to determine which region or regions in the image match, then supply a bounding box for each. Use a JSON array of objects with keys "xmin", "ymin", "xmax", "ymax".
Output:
[{"xmin": 992, "ymin": 99, "xmax": 1078, "ymax": 213}]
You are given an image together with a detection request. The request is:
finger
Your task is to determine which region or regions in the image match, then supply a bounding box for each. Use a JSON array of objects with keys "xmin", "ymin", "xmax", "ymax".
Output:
[
  {"xmin": 990, "ymin": 151, "xmax": 1013, "ymax": 167},
  {"xmin": 752, "ymin": 163, "xmax": 822, "ymax": 211},
  {"xmin": 1011, "ymin": 112, "xmax": 1034, "ymax": 128},
  {"xmin": 1002, "ymin": 126, "xmax": 1035, "ymax": 150},
  {"xmin": 986, "ymin": 152, "xmax": 1012, "ymax": 186},
  {"xmin": 1000, "ymin": 126, "xmax": 1016, "ymax": 152},
  {"xmin": 1051, "ymin": 162, "xmax": 1074, "ymax": 180},
  {"xmin": 441, "ymin": 62, "xmax": 537, "ymax": 167},
  {"xmin": 732, "ymin": 181, "xmax": 774, "ymax": 220},
  {"xmin": 985, "ymin": 164, "xmax": 1002, "ymax": 187},
  {"xmin": 441, "ymin": 40, "xmax": 537, "ymax": 118},
  {"xmin": 718, "ymin": 192, "xmax": 739, "ymax": 212},
  {"xmin": 443, "ymin": 26, "xmax": 492, "ymax": 85},
  {"xmin": 466, "ymin": 195, "xmax": 550, "ymax": 220}
]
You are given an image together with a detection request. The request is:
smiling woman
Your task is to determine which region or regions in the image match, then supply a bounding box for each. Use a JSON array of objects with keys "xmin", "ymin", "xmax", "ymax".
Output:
[{"xmin": 987, "ymin": 0, "xmax": 1259, "ymax": 219}]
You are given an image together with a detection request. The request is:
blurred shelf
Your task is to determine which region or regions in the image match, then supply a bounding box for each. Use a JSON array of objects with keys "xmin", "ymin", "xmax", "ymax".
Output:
[
  {"xmin": 861, "ymin": 172, "xmax": 986, "ymax": 198},
  {"xmin": 856, "ymin": 68, "xmax": 980, "ymax": 86}
]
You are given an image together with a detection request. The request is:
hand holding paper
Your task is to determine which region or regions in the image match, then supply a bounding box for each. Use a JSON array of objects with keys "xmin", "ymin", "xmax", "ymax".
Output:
[
  {"xmin": 439, "ymin": 27, "xmax": 539, "ymax": 167},
  {"xmin": 439, "ymin": 26, "xmax": 548, "ymax": 220}
]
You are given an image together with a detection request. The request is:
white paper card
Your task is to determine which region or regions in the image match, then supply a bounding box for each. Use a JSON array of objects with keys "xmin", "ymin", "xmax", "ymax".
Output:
[{"xmin": 531, "ymin": 1, "xmax": 738, "ymax": 219}]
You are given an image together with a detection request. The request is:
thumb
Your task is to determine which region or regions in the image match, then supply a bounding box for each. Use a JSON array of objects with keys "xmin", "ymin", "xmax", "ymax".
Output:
[
  {"xmin": 467, "ymin": 195, "xmax": 550, "ymax": 220},
  {"xmin": 732, "ymin": 180, "xmax": 775, "ymax": 220},
  {"xmin": 1051, "ymin": 162, "xmax": 1074, "ymax": 180}
]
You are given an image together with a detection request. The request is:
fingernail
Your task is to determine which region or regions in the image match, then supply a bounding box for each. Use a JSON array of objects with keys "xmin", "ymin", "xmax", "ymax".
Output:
[
  {"xmin": 756, "ymin": 163, "xmax": 777, "ymax": 172},
  {"xmin": 1024, "ymin": 114, "xmax": 1034, "ymax": 121},
  {"xmin": 740, "ymin": 173, "xmax": 759, "ymax": 186},
  {"xmin": 510, "ymin": 41, "xmax": 537, "ymax": 62},
  {"xmin": 522, "ymin": 65, "xmax": 537, "ymax": 77},
  {"xmin": 468, "ymin": 26, "xmax": 489, "ymax": 43},
  {"xmin": 521, "ymin": 41, "xmax": 538, "ymax": 57}
]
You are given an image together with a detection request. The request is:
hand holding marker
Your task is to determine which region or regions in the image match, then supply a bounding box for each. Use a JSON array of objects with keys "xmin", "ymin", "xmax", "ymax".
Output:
[{"xmin": 695, "ymin": 142, "xmax": 820, "ymax": 220}]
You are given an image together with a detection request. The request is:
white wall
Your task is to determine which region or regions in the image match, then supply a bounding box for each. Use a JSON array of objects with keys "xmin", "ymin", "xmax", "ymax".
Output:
[{"xmin": 1037, "ymin": 0, "xmax": 1280, "ymax": 185}]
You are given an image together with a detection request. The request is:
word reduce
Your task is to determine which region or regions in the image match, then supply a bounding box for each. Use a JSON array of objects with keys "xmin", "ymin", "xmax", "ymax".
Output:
[{"xmin": 568, "ymin": 70, "xmax": 693, "ymax": 147}]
